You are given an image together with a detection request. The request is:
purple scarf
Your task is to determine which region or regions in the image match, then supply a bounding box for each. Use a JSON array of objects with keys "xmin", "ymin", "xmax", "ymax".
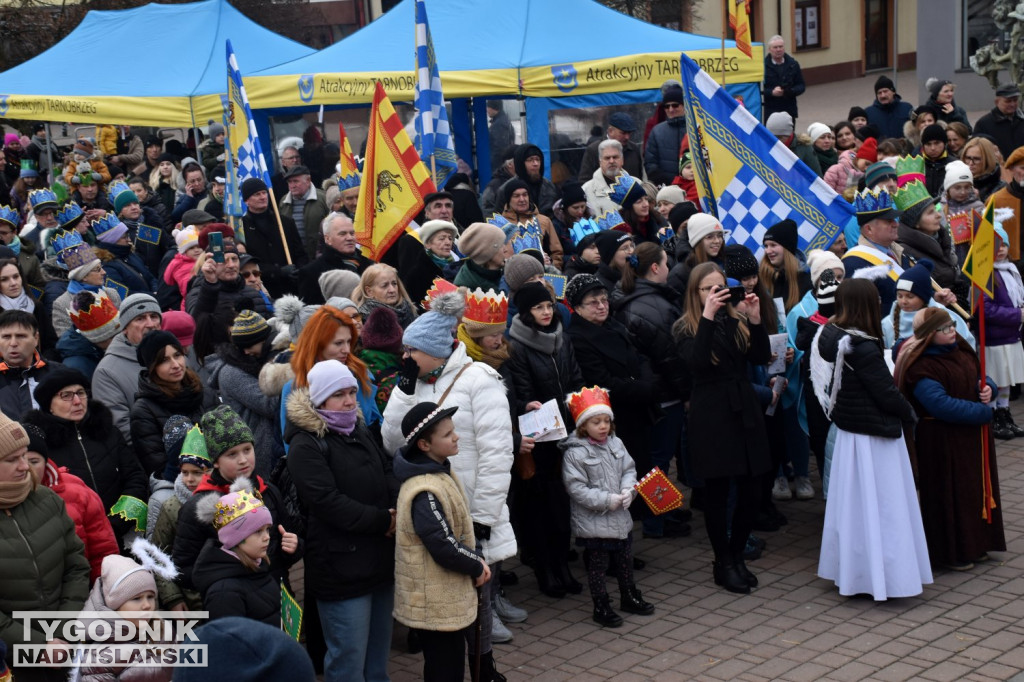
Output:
[{"xmin": 317, "ymin": 408, "xmax": 358, "ymax": 436}]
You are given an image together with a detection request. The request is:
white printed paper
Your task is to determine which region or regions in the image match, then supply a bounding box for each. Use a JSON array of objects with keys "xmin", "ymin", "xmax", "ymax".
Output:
[
  {"xmin": 518, "ymin": 399, "xmax": 568, "ymax": 443},
  {"xmin": 768, "ymin": 333, "xmax": 788, "ymax": 375}
]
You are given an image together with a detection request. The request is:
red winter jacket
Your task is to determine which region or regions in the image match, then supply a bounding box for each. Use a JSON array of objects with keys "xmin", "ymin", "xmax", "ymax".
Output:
[{"xmin": 42, "ymin": 460, "xmax": 119, "ymax": 583}]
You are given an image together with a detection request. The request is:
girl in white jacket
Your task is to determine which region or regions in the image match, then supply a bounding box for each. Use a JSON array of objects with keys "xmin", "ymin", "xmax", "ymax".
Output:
[{"xmin": 560, "ymin": 386, "xmax": 654, "ymax": 628}]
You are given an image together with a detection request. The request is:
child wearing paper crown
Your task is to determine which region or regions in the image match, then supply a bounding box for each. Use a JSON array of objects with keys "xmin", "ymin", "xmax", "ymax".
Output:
[
  {"xmin": 392, "ymin": 401, "xmax": 490, "ymax": 682},
  {"xmin": 192, "ymin": 478, "xmax": 280, "ymax": 626},
  {"xmin": 150, "ymin": 422, "xmax": 210, "ymax": 610},
  {"xmin": 976, "ymin": 217, "xmax": 1024, "ymax": 440},
  {"xmin": 559, "ymin": 386, "xmax": 653, "ymax": 628},
  {"xmin": 73, "ymin": 538, "xmax": 178, "ymax": 682}
]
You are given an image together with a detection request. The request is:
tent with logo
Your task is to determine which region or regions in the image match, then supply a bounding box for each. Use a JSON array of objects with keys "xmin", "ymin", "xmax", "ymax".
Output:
[
  {"xmin": 0, "ymin": 0, "xmax": 314, "ymax": 128},
  {"xmin": 245, "ymin": 0, "xmax": 763, "ymax": 184}
]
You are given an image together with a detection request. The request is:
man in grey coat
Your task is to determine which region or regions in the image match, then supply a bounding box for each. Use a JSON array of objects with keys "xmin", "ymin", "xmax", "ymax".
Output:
[{"xmin": 92, "ymin": 293, "xmax": 162, "ymax": 444}]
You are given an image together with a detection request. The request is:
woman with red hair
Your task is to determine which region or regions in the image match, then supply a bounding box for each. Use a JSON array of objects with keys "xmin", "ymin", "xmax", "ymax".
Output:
[{"xmin": 260, "ymin": 304, "xmax": 381, "ymax": 439}]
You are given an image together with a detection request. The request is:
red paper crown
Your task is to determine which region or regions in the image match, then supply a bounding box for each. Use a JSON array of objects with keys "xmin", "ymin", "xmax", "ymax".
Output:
[
  {"xmin": 70, "ymin": 291, "xmax": 119, "ymax": 332},
  {"xmin": 422, "ymin": 277, "xmax": 458, "ymax": 310},
  {"xmin": 566, "ymin": 386, "xmax": 612, "ymax": 426},
  {"xmin": 464, "ymin": 288, "xmax": 508, "ymax": 325}
]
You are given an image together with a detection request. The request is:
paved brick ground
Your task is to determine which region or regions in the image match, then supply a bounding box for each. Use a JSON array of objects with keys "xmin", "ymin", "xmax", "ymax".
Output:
[{"xmin": 380, "ymin": 403, "xmax": 1024, "ymax": 681}]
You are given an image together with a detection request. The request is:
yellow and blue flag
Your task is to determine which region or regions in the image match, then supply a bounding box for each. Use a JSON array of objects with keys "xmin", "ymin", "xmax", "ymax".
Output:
[
  {"xmin": 225, "ymin": 39, "xmax": 271, "ymax": 222},
  {"xmin": 728, "ymin": 0, "xmax": 752, "ymax": 58},
  {"xmin": 680, "ymin": 54, "xmax": 852, "ymax": 258},
  {"xmin": 962, "ymin": 198, "xmax": 996, "ymax": 298},
  {"xmin": 414, "ymin": 0, "xmax": 457, "ymax": 188}
]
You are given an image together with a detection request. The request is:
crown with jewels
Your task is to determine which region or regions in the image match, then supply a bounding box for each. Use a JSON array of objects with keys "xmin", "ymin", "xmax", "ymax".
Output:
[
  {"xmin": 894, "ymin": 155, "xmax": 925, "ymax": 187},
  {"xmin": 212, "ymin": 486, "xmax": 266, "ymax": 530},
  {"xmin": 90, "ymin": 212, "xmax": 125, "ymax": 240},
  {"xmin": 608, "ymin": 173, "xmax": 646, "ymax": 207},
  {"xmin": 565, "ymin": 386, "xmax": 613, "ymax": 427},
  {"xmin": 57, "ymin": 202, "xmax": 84, "ymax": 229},
  {"xmin": 51, "ymin": 229, "xmax": 97, "ymax": 271},
  {"xmin": 569, "ymin": 217, "xmax": 603, "ymax": 246},
  {"xmin": 596, "ymin": 209, "xmax": 627, "ymax": 232},
  {"xmin": 0, "ymin": 205, "xmax": 20, "ymax": 230},
  {"xmin": 853, "ymin": 187, "xmax": 897, "ymax": 216},
  {"xmin": 511, "ymin": 218, "xmax": 543, "ymax": 254},
  {"xmin": 28, "ymin": 188, "xmax": 58, "ymax": 210},
  {"xmin": 464, "ymin": 288, "xmax": 508, "ymax": 326},
  {"xmin": 69, "ymin": 290, "xmax": 119, "ymax": 333},
  {"xmin": 893, "ymin": 179, "xmax": 934, "ymax": 213},
  {"xmin": 422, "ymin": 276, "xmax": 459, "ymax": 310},
  {"xmin": 107, "ymin": 180, "xmax": 133, "ymax": 205}
]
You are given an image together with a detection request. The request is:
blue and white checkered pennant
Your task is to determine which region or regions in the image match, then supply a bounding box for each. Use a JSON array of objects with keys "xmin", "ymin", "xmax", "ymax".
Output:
[
  {"xmin": 226, "ymin": 39, "xmax": 271, "ymax": 220},
  {"xmin": 414, "ymin": 0, "xmax": 456, "ymax": 189}
]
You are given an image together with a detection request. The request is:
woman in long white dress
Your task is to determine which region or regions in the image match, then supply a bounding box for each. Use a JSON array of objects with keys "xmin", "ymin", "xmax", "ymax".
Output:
[{"xmin": 810, "ymin": 278, "xmax": 932, "ymax": 600}]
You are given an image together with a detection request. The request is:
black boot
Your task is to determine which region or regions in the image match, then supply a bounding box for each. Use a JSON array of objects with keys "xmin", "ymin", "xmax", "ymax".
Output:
[
  {"xmin": 469, "ymin": 651, "xmax": 506, "ymax": 682},
  {"xmin": 620, "ymin": 585, "xmax": 655, "ymax": 615},
  {"xmin": 1000, "ymin": 407, "xmax": 1024, "ymax": 437},
  {"xmin": 406, "ymin": 628, "xmax": 422, "ymax": 654},
  {"xmin": 712, "ymin": 560, "xmax": 751, "ymax": 594},
  {"xmin": 592, "ymin": 596, "xmax": 624, "ymax": 627},
  {"xmin": 534, "ymin": 565, "xmax": 566, "ymax": 598},
  {"xmin": 992, "ymin": 409, "xmax": 1015, "ymax": 440},
  {"xmin": 734, "ymin": 556, "xmax": 758, "ymax": 588},
  {"xmin": 555, "ymin": 560, "xmax": 583, "ymax": 594}
]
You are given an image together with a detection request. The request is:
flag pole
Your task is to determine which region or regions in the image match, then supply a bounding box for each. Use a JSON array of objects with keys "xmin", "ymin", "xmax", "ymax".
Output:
[
  {"xmin": 264, "ymin": 184, "xmax": 294, "ymax": 265},
  {"xmin": 431, "ymin": 155, "xmax": 438, "ymax": 189},
  {"xmin": 721, "ymin": 1, "xmax": 728, "ymax": 86}
]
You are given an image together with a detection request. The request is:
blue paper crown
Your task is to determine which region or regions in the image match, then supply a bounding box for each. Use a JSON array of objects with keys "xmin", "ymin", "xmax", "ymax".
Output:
[
  {"xmin": 28, "ymin": 189, "xmax": 58, "ymax": 210},
  {"xmin": 107, "ymin": 180, "xmax": 132, "ymax": 203},
  {"xmin": 569, "ymin": 217, "xmax": 603, "ymax": 246},
  {"xmin": 57, "ymin": 202, "xmax": 84, "ymax": 228},
  {"xmin": 511, "ymin": 218, "xmax": 543, "ymax": 254},
  {"xmin": 596, "ymin": 210, "xmax": 626, "ymax": 232},
  {"xmin": 337, "ymin": 172, "xmax": 361, "ymax": 192},
  {"xmin": 0, "ymin": 205, "xmax": 20, "ymax": 229},
  {"xmin": 50, "ymin": 229, "xmax": 97, "ymax": 271},
  {"xmin": 485, "ymin": 213, "xmax": 512, "ymax": 230},
  {"xmin": 854, "ymin": 187, "xmax": 896, "ymax": 215},
  {"xmin": 91, "ymin": 212, "xmax": 124, "ymax": 238},
  {"xmin": 607, "ymin": 174, "xmax": 644, "ymax": 207}
]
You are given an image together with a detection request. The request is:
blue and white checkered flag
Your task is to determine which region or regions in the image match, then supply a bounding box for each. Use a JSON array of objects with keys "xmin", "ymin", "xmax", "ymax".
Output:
[
  {"xmin": 226, "ymin": 39, "xmax": 271, "ymax": 218},
  {"xmin": 679, "ymin": 54, "xmax": 853, "ymax": 258},
  {"xmin": 414, "ymin": 0, "xmax": 457, "ymax": 189}
]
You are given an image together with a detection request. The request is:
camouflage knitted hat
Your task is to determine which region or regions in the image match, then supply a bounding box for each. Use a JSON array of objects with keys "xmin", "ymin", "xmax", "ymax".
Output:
[{"xmin": 200, "ymin": 405, "xmax": 254, "ymax": 460}]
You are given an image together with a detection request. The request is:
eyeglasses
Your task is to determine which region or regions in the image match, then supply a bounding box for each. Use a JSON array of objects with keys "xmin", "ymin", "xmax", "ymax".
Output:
[
  {"xmin": 937, "ymin": 323, "xmax": 956, "ymax": 334},
  {"xmin": 665, "ymin": 102, "xmax": 683, "ymax": 110},
  {"xmin": 57, "ymin": 389, "xmax": 87, "ymax": 402},
  {"xmin": 242, "ymin": 270, "xmax": 262, "ymax": 279},
  {"xmin": 582, "ymin": 296, "xmax": 609, "ymax": 308},
  {"xmin": 963, "ymin": 155, "xmax": 983, "ymax": 163}
]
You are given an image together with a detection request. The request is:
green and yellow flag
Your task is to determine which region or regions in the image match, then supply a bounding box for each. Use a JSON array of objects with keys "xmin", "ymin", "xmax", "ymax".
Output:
[
  {"xmin": 281, "ymin": 581, "xmax": 303, "ymax": 642},
  {"xmin": 962, "ymin": 198, "xmax": 996, "ymax": 299}
]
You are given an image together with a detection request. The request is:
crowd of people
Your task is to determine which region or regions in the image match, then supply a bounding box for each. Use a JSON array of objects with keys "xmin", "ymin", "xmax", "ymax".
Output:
[{"xmin": 0, "ymin": 58, "xmax": 1020, "ymax": 681}]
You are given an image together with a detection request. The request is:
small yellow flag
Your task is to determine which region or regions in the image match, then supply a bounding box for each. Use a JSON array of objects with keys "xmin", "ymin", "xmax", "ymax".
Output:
[{"xmin": 962, "ymin": 198, "xmax": 996, "ymax": 298}]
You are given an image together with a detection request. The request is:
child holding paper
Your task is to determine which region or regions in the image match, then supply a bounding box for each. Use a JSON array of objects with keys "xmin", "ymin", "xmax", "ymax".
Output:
[{"xmin": 560, "ymin": 386, "xmax": 653, "ymax": 628}]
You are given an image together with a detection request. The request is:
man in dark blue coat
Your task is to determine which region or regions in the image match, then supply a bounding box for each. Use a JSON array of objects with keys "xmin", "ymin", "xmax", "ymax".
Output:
[
  {"xmin": 763, "ymin": 36, "xmax": 805, "ymax": 122},
  {"xmin": 865, "ymin": 76, "xmax": 914, "ymax": 141}
]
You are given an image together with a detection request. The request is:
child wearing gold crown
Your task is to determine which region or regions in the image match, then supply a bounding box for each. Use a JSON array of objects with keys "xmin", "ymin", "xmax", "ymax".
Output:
[
  {"xmin": 192, "ymin": 477, "xmax": 280, "ymax": 626},
  {"xmin": 560, "ymin": 386, "xmax": 654, "ymax": 628}
]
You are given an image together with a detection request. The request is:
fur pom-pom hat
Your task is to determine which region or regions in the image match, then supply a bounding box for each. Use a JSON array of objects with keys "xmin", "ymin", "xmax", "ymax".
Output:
[{"xmin": 402, "ymin": 291, "xmax": 465, "ymax": 359}]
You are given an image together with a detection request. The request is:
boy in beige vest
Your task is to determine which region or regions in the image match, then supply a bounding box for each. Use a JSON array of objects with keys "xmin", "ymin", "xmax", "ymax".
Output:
[{"xmin": 393, "ymin": 401, "xmax": 492, "ymax": 682}]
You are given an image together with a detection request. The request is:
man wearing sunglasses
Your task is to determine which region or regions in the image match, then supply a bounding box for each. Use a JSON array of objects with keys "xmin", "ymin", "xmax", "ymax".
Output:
[{"xmin": 644, "ymin": 84, "xmax": 688, "ymax": 185}]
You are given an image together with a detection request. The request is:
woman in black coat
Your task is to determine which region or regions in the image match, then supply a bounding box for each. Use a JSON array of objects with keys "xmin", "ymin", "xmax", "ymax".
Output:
[
  {"xmin": 674, "ymin": 262, "xmax": 771, "ymax": 594},
  {"xmin": 22, "ymin": 367, "xmax": 149, "ymax": 546},
  {"xmin": 614, "ymin": 243, "xmax": 694, "ymax": 537},
  {"xmin": 505, "ymin": 281, "xmax": 583, "ymax": 598},
  {"xmin": 285, "ymin": 360, "xmax": 398, "ymax": 682},
  {"xmin": 130, "ymin": 330, "xmax": 220, "ymax": 478}
]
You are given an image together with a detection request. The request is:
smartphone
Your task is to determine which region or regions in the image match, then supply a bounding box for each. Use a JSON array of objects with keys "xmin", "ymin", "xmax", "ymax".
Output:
[
  {"xmin": 728, "ymin": 286, "xmax": 746, "ymax": 306},
  {"xmin": 209, "ymin": 231, "xmax": 225, "ymax": 264}
]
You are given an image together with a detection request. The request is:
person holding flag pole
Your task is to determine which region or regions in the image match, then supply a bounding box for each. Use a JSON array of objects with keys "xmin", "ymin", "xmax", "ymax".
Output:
[
  {"xmin": 414, "ymin": 0, "xmax": 458, "ymax": 190},
  {"xmin": 225, "ymin": 39, "xmax": 294, "ymax": 267}
]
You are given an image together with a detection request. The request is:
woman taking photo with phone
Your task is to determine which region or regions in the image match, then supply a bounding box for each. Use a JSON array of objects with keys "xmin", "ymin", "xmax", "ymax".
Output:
[{"xmin": 674, "ymin": 262, "xmax": 772, "ymax": 594}]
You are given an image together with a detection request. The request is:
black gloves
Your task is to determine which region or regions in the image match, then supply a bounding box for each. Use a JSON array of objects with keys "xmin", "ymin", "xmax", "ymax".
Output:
[
  {"xmin": 397, "ymin": 356, "xmax": 420, "ymax": 394},
  {"xmin": 473, "ymin": 522, "xmax": 491, "ymax": 541}
]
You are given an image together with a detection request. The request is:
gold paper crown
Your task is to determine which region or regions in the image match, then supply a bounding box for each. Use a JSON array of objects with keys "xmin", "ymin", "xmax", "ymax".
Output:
[
  {"xmin": 212, "ymin": 487, "xmax": 265, "ymax": 530},
  {"xmin": 463, "ymin": 288, "xmax": 508, "ymax": 325},
  {"xmin": 566, "ymin": 386, "xmax": 612, "ymax": 425}
]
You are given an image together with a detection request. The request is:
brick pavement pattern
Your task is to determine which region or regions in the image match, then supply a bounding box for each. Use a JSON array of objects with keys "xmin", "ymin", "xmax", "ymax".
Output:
[{"xmin": 381, "ymin": 404, "xmax": 1024, "ymax": 681}]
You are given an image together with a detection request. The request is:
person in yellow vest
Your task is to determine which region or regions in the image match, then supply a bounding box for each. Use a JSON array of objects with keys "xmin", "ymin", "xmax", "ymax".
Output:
[{"xmin": 393, "ymin": 401, "xmax": 496, "ymax": 682}]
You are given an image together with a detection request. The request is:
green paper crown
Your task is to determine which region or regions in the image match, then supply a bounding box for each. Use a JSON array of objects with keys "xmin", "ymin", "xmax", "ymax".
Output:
[
  {"xmin": 110, "ymin": 495, "xmax": 148, "ymax": 533},
  {"xmin": 179, "ymin": 424, "xmax": 211, "ymax": 466},
  {"xmin": 894, "ymin": 154, "xmax": 925, "ymax": 180},
  {"xmin": 893, "ymin": 179, "xmax": 933, "ymax": 212}
]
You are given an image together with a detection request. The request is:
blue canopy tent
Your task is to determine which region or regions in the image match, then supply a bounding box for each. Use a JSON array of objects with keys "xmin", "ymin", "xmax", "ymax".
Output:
[
  {"xmin": 246, "ymin": 0, "xmax": 763, "ymax": 185},
  {"xmin": 0, "ymin": 0, "xmax": 314, "ymax": 128}
]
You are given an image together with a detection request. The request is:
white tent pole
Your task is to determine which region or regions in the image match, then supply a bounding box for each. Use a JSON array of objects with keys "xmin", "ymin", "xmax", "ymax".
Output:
[{"xmin": 44, "ymin": 122, "xmax": 54, "ymax": 186}]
